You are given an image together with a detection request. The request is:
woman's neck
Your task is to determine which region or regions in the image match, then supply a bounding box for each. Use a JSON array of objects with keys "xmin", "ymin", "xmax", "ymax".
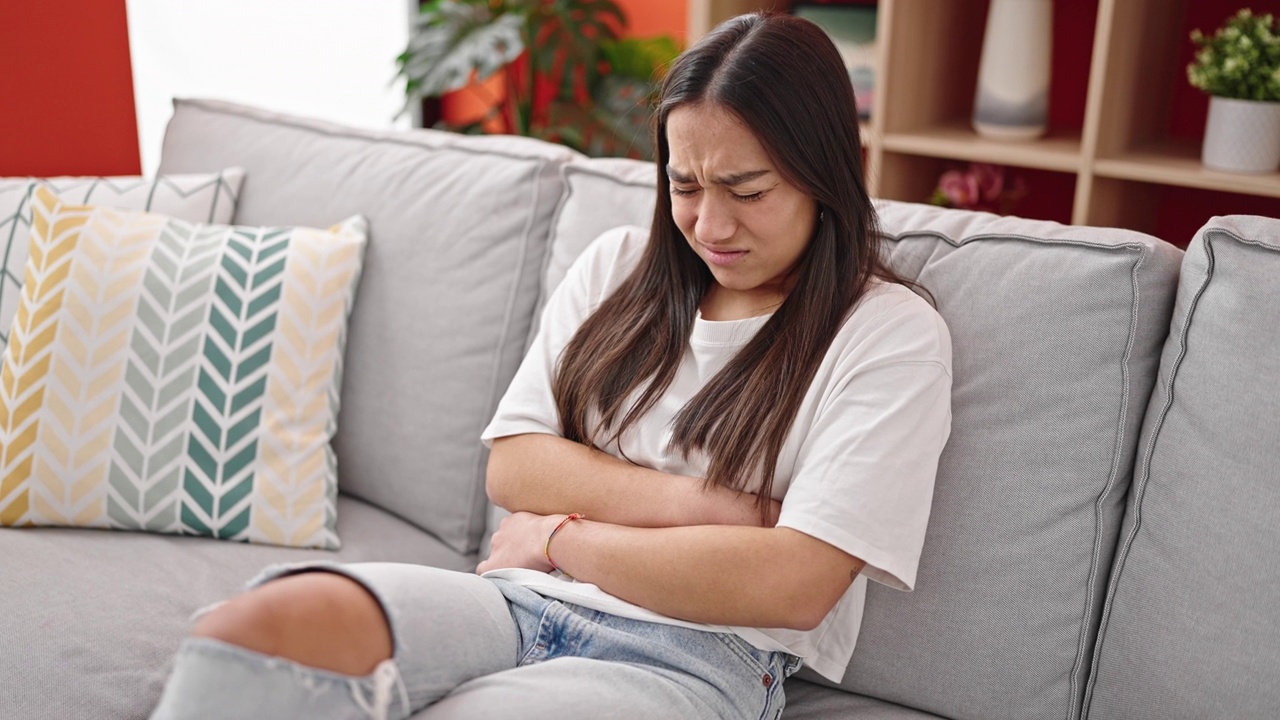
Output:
[{"xmin": 699, "ymin": 284, "xmax": 785, "ymax": 321}]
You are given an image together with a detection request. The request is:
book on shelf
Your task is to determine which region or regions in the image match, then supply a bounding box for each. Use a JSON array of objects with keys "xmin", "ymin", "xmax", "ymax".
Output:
[{"xmin": 792, "ymin": 2, "xmax": 878, "ymax": 120}]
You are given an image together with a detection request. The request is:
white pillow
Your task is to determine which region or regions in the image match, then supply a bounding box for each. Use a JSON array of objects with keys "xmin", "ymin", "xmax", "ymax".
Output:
[{"xmin": 0, "ymin": 170, "xmax": 246, "ymax": 353}]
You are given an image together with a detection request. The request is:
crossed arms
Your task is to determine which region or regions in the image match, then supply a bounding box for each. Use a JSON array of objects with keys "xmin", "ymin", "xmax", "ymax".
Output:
[{"xmin": 479, "ymin": 433, "xmax": 865, "ymax": 631}]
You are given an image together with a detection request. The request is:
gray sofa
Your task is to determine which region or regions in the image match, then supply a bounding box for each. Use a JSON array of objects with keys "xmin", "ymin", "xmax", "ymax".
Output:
[{"xmin": 3, "ymin": 97, "xmax": 1277, "ymax": 720}]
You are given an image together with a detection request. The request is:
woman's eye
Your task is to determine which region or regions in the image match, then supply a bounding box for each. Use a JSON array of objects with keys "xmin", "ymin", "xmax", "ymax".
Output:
[
  {"xmin": 670, "ymin": 186, "xmax": 698, "ymax": 197},
  {"xmin": 734, "ymin": 191, "xmax": 765, "ymax": 203}
]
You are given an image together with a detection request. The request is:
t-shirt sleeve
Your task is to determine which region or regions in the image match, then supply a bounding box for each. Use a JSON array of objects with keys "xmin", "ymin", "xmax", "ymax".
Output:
[
  {"xmin": 481, "ymin": 226, "xmax": 641, "ymax": 445},
  {"xmin": 775, "ymin": 296, "xmax": 952, "ymax": 592}
]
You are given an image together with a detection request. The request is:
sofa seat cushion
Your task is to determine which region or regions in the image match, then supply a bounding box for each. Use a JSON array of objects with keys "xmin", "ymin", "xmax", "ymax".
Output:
[
  {"xmin": 783, "ymin": 680, "xmax": 946, "ymax": 719},
  {"xmin": 0, "ymin": 494, "xmax": 475, "ymax": 720},
  {"xmin": 157, "ymin": 98, "xmax": 580, "ymax": 556},
  {"xmin": 1085, "ymin": 215, "xmax": 1280, "ymax": 719}
]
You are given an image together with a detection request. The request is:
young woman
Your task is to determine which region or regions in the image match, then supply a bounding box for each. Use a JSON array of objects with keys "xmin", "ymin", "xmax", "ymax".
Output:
[{"xmin": 151, "ymin": 12, "xmax": 951, "ymax": 720}]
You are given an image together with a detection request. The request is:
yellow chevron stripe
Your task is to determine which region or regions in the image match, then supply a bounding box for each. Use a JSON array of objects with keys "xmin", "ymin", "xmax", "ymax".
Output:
[
  {"xmin": 30, "ymin": 202, "xmax": 149, "ymax": 528},
  {"xmin": 0, "ymin": 187, "xmax": 86, "ymax": 526},
  {"xmin": 248, "ymin": 223, "xmax": 364, "ymax": 548}
]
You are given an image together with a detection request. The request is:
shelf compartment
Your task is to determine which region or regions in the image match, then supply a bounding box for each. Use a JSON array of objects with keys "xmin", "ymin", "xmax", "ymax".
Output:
[
  {"xmin": 1094, "ymin": 141, "xmax": 1280, "ymax": 199},
  {"xmin": 1084, "ymin": 177, "xmax": 1280, "ymax": 246},
  {"xmin": 882, "ymin": 123, "xmax": 1083, "ymax": 173},
  {"xmin": 877, "ymin": 152, "xmax": 1077, "ymax": 225},
  {"xmin": 879, "ymin": 0, "xmax": 1098, "ymax": 137}
]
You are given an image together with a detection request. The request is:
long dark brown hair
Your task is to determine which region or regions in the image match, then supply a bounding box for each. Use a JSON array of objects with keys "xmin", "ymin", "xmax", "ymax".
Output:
[{"xmin": 553, "ymin": 13, "xmax": 914, "ymax": 521}]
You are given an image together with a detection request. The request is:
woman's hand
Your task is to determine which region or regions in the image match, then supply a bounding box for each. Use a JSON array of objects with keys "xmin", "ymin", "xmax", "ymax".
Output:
[{"xmin": 476, "ymin": 512, "xmax": 565, "ymax": 575}]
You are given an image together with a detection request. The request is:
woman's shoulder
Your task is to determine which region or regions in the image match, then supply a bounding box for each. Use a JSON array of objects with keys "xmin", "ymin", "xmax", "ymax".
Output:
[
  {"xmin": 830, "ymin": 279, "xmax": 952, "ymax": 372},
  {"xmin": 565, "ymin": 225, "xmax": 650, "ymax": 295}
]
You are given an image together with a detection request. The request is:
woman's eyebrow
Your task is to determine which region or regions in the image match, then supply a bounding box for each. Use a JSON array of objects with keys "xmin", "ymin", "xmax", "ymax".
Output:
[{"xmin": 666, "ymin": 166, "xmax": 771, "ymax": 186}]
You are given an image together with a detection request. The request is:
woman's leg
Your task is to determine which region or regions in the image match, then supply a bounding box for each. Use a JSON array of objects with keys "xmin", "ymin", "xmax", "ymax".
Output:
[
  {"xmin": 434, "ymin": 585, "xmax": 799, "ymax": 720},
  {"xmin": 418, "ymin": 656, "xmax": 721, "ymax": 720},
  {"xmin": 190, "ymin": 571, "xmax": 392, "ymax": 675},
  {"xmin": 150, "ymin": 562, "xmax": 522, "ymax": 720}
]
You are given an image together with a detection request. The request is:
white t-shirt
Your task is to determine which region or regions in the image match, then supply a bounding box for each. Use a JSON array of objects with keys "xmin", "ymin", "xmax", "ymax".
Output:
[{"xmin": 480, "ymin": 226, "xmax": 952, "ymax": 681}]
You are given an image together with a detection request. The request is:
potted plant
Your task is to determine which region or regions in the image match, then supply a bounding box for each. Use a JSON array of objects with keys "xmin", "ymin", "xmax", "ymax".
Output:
[
  {"xmin": 395, "ymin": 0, "xmax": 679, "ymax": 160},
  {"xmin": 1187, "ymin": 9, "xmax": 1280, "ymax": 173}
]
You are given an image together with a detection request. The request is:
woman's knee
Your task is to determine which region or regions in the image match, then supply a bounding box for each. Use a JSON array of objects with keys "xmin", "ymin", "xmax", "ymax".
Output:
[{"xmin": 192, "ymin": 571, "xmax": 393, "ymax": 676}]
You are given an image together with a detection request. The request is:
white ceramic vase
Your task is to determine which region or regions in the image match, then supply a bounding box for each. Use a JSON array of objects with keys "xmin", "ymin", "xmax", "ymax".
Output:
[
  {"xmin": 972, "ymin": 0, "xmax": 1053, "ymax": 140},
  {"xmin": 1201, "ymin": 96, "xmax": 1280, "ymax": 174}
]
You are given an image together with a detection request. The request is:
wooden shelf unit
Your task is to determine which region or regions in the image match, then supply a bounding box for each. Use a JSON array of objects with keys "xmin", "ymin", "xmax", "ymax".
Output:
[{"xmin": 687, "ymin": 0, "xmax": 1280, "ymax": 242}]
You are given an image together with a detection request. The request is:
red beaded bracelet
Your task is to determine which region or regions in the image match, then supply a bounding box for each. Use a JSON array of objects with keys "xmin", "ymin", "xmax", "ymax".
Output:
[{"xmin": 545, "ymin": 513, "xmax": 583, "ymax": 579}]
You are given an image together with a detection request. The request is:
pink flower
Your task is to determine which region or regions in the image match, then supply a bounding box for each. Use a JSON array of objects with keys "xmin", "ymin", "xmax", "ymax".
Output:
[
  {"xmin": 931, "ymin": 162, "xmax": 1025, "ymax": 213},
  {"xmin": 938, "ymin": 170, "xmax": 980, "ymax": 209},
  {"xmin": 970, "ymin": 163, "xmax": 1005, "ymax": 203}
]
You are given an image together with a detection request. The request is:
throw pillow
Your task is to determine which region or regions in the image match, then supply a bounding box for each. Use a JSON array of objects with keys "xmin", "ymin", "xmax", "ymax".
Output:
[
  {"xmin": 0, "ymin": 170, "xmax": 246, "ymax": 355},
  {"xmin": 0, "ymin": 187, "xmax": 367, "ymax": 549}
]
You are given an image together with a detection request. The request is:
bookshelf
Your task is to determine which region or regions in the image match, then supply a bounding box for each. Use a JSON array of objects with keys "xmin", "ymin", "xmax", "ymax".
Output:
[{"xmin": 687, "ymin": 0, "xmax": 1280, "ymax": 243}]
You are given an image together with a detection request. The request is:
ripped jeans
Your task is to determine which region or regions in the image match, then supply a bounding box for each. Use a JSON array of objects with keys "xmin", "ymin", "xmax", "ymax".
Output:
[{"xmin": 149, "ymin": 562, "xmax": 802, "ymax": 720}]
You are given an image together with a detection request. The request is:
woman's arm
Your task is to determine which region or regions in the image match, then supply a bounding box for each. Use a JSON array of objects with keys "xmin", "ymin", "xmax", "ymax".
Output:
[
  {"xmin": 487, "ymin": 434, "xmax": 780, "ymax": 528},
  {"xmin": 477, "ymin": 512, "xmax": 864, "ymax": 630}
]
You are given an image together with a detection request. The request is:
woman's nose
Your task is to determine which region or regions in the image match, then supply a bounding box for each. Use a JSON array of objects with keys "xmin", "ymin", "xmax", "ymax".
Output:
[{"xmin": 695, "ymin": 197, "xmax": 735, "ymax": 244}]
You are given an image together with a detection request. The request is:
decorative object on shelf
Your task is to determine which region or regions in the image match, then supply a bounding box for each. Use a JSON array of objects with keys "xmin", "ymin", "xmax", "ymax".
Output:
[
  {"xmin": 972, "ymin": 0, "xmax": 1053, "ymax": 140},
  {"xmin": 929, "ymin": 162, "xmax": 1028, "ymax": 215},
  {"xmin": 792, "ymin": 2, "xmax": 878, "ymax": 120},
  {"xmin": 1188, "ymin": 9, "xmax": 1280, "ymax": 174},
  {"xmin": 395, "ymin": 0, "xmax": 680, "ymax": 160}
]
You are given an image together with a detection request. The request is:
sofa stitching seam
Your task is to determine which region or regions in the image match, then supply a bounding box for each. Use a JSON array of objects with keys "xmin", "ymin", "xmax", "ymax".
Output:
[
  {"xmin": 466, "ymin": 159, "xmax": 549, "ymax": 554},
  {"xmin": 170, "ymin": 98, "xmax": 576, "ymax": 165},
  {"xmin": 1079, "ymin": 232, "xmax": 1218, "ymax": 718},
  {"xmin": 1068, "ymin": 244, "xmax": 1145, "ymax": 720}
]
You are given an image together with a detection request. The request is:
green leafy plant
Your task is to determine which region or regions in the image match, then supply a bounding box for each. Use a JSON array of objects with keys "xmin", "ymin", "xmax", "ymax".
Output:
[
  {"xmin": 1188, "ymin": 9, "xmax": 1280, "ymax": 102},
  {"xmin": 395, "ymin": 0, "xmax": 680, "ymax": 159}
]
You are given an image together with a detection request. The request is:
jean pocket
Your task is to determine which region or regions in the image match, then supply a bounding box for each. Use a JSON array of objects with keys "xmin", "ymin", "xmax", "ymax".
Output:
[{"xmin": 711, "ymin": 633, "xmax": 774, "ymax": 678}]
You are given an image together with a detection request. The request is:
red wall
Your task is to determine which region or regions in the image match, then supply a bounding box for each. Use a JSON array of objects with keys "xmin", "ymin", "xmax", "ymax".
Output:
[{"xmin": 0, "ymin": 0, "xmax": 140, "ymax": 176}]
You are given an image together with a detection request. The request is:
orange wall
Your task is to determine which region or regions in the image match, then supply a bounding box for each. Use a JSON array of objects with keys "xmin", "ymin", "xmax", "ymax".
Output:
[
  {"xmin": 619, "ymin": 0, "xmax": 688, "ymax": 41},
  {"xmin": 442, "ymin": 0, "xmax": 688, "ymax": 126},
  {"xmin": 0, "ymin": 0, "xmax": 140, "ymax": 176}
]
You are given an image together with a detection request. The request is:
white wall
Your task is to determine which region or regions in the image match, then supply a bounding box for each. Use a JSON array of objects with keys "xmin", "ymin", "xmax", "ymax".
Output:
[{"xmin": 126, "ymin": 0, "xmax": 417, "ymax": 175}]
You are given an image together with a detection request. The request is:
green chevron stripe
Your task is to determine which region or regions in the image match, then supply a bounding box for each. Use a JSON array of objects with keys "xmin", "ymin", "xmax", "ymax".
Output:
[
  {"xmin": 107, "ymin": 221, "xmax": 223, "ymax": 532},
  {"xmin": 181, "ymin": 228, "xmax": 289, "ymax": 540}
]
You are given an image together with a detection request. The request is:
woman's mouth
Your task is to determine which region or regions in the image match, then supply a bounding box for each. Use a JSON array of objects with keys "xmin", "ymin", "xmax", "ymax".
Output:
[{"xmin": 702, "ymin": 245, "xmax": 747, "ymax": 266}]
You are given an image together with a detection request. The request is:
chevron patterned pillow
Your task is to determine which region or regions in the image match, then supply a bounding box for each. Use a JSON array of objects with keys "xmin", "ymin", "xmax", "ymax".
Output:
[
  {"xmin": 0, "ymin": 187, "xmax": 367, "ymax": 549},
  {"xmin": 0, "ymin": 170, "xmax": 245, "ymax": 356}
]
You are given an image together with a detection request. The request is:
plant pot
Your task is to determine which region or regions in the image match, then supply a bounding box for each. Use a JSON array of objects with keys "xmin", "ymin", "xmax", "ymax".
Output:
[
  {"xmin": 972, "ymin": 0, "xmax": 1053, "ymax": 140},
  {"xmin": 1201, "ymin": 96, "xmax": 1280, "ymax": 174}
]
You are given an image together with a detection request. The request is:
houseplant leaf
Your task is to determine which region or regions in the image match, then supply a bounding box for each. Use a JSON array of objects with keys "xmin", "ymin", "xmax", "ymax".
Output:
[
  {"xmin": 601, "ymin": 36, "xmax": 681, "ymax": 82},
  {"xmin": 399, "ymin": 0, "xmax": 527, "ymax": 101}
]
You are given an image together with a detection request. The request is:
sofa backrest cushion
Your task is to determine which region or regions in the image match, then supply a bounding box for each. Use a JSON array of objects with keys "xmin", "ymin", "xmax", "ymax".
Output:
[
  {"xmin": 816, "ymin": 203, "xmax": 1181, "ymax": 720},
  {"xmin": 158, "ymin": 98, "xmax": 579, "ymax": 555},
  {"xmin": 542, "ymin": 158, "xmax": 656, "ymax": 301},
  {"xmin": 1084, "ymin": 215, "xmax": 1280, "ymax": 720},
  {"xmin": 480, "ymin": 155, "xmax": 657, "ymax": 557}
]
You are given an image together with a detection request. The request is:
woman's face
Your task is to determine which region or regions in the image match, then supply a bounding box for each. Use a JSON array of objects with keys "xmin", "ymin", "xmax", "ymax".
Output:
[{"xmin": 666, "ymin": 102, "xmax": 818, "ymax": 317}]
